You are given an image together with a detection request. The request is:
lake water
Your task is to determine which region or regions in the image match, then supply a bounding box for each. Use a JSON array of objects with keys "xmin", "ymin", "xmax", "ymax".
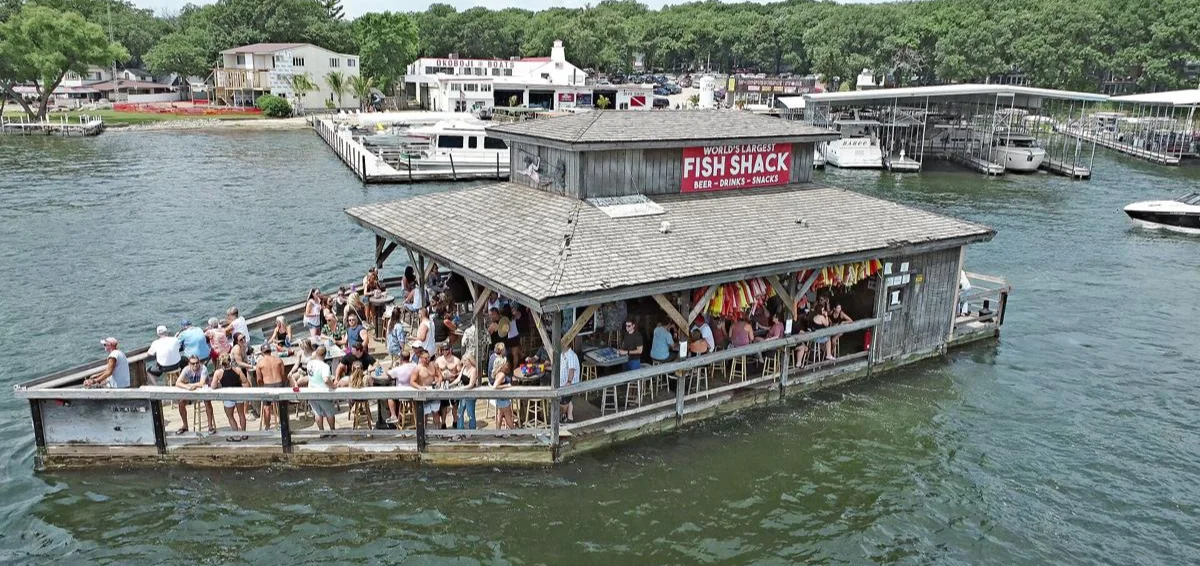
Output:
[{"xmin": 1, "ymin": 129, "xmax": 1197, "ymax": 565}]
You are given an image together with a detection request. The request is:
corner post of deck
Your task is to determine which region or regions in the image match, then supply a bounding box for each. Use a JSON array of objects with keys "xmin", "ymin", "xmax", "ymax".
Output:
[
  {"xmin": 868, "ymin": 272, "xmax": 887, "ymax": 376},
  {"xmin": 414, "ymin": 400, "xmax": 427, "ymax": 452},
  {"xmin": 549, "ymin": 310, "xmax": 563, "ymax": 460},
  {"xmin": 150, "ymin": 400, "xmax": 167, "ymax": 456},
  {"xmin": 279, "ymin": 401, "xmax": 293, "ymax": 455},
  {"xmin": 779, "ymin": 343, "xmax": 790, "ymax": 398},
  {"xmin": 29, "ymin": 400, "xmax": 46, "ymax": 455}
]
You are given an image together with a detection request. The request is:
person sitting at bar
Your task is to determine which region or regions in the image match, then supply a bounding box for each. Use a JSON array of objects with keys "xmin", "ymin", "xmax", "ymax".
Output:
[
  {"xmin": 810, "ymin": 307, "xmax": 834, "ymax": 361},
  {"xmin": 441, "ymin": 308, "xmax": 461, "ymax": 350},
  {"xmin": 146, "ymin": 324, "xmax": 183, "ymax": 384},
  {"xmin": 362, "ymin": 266, "xmax": 381, "ymax": 295},
  {"xmin": 403, "ymin": 279, "xmax": 422, "ymax": 312},
  {"xmin": 730, "ymin": 317, "xmax": 753, "ymax": 348},
  {"xmin": 225, "ymin": 307, "xmax": 250, "ymax": 343},
  {"xmin": 255, "ymin": 344, "xmax": 292, "ymax": 431},
  {"xmin": 617, "ymin": 319, "xmax": 644, "ymax": 371},
  {"xmin": 269, "ymin": 316, "xmax": 293, "ymax": 349},
  {"xmin": 340, "ymin": 312, "xmax": 370, "ymax": 352},
  {"xmin": 693, "ymin": 317, "xmax": 714, "ymax": 353},
  {"xmin": 560, "ymin": 346, "xmax": 580, "ymax": 423},
  {"xmin": 289, "ymin": 338, "xmax": 316, "ymax": 384},
  {"xmin": 85, "ymin": 337, "xmax": 130, "ymax": 388},
  {"xmin": 206, "ymin": 318, "xmax": 231, "ymax": 359},
  {"xmin": 650, "ymin": 320, "xmax": 676, "ymax": 363},
  {"xmin": 710, "ymin": 318, "xmax": 729, "ymax": 350},
  {"xmin": 347, "ymin": 361, "xmax": 371, "ymax": 389},
  {"xmin": 345, "ymin": 291, "xmax": 366, "ymax": 328},
  {"xmin": 321, "ymin": 295, "xmax": 340, "ymax": 337},
  {"xmin": 335, "ymin": 342, "xmax": 377, "ymax": 387},
  {"xmin": 756, "ymin": 312, "xmax": 785, "ymax": 342},
  {"xmin": 174, "ymin": 355, "xmax": 214, "ymax": 435},
  {"xmin": 230, "ymin": 333, "xmax": 255, "ymax": 380},
  {"xmin": 688, "ymin": 329, "xmax": 708, "ymax": 355},
  {"xmin": 829, "ymin": 303, "xmax": 853, "ymax": 355},
  {"xmin": 489, "ymin": 342, "xmax": 507, "ymax": 378},
  {"xmin": 305, "ymin": 346, "xmax": 337, "ymax": 432},
  {"xmin": 178, "ymin": 319, "xmax": 211, "ymax": 365}
]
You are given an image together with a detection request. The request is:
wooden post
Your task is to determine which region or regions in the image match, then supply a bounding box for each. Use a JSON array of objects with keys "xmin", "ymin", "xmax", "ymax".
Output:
[
  {"xmin": 687, "ymin": 286, "xmax": 719, "ymax": 323},
  {"xmin": 998, "ymin": 290, "xmax": 1008, "ymax": 327},
  {"xmin": 946, "ymin": 247, "xmax": 967, "ymax": 344},
  {"xmin": 449, "ymin": 153, "xmax": 457, "ymax": 180},
  {"xmin": 150, "ymin": 400, "xmax": 166, "ymax": 455},
  {"xmin": 779, "ymin": 344, "xmax": 791, "ymax": 397},
  {"xmin": 416, "ymin": 254, "xmax": 427, "ymax": 309},
  {"xmin": 279, "ymin": 401, "xmax": 293, "ymax": 454},
  {"xmin": 550, "ymin": 310, "xmax": 563, "ymax": 459},
  {"xmin": 651, "ymin": 293, "xmax": 689, "ymax": 330},
  {"xmin": 29, "ymin": 400, "xmax": 46, "ymax": 453},
  {"xmin": 414, "ymin": 400, "xmax": 427, "ymax": 452},
  {"xmin": 675, "ymin": 364, "xmax": 686, "ymax": 426},
  {"xmin": 532, "ymin": 311, "xmax": 554, "ymax": 357},
  {"xmin": 869, "ymin": 273, "xmax": 887, "ymax": 374},
  {"xmin": 766, "ymin": 275, "xmax": 796, "ymax": 319}
]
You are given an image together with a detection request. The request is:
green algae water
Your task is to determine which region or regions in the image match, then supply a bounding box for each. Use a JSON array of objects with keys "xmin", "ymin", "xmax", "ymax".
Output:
[{"xmin": 1, "ymin": 129, "xmax": 1198, "ymax": 565}]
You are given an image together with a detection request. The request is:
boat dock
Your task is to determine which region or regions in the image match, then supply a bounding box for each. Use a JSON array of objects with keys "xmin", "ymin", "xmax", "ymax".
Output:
[
  {"xmin": 312, "ymin": 116, "xmax": 509, "ymax": 184},
  {"xmin": 948, "ymin": 152, "xmax": 1006, "ymax": 175},
  {"xmin": 1, "ymin": 115, "xmax": 105, "ymax": 136},
  {"xmin": 15, "ymin": 111, "xmax": 1012, "ymax": 470},
  {"xmin": 1060, "ymin": 128, "xmax": 1181, "ymax": 166},
  {"xmin": 1040, "ymin": 157, "xmax": 1092, "ymax": 179}
]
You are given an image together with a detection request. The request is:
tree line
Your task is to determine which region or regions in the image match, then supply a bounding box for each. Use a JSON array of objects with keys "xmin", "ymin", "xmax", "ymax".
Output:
[{"xmin": 3, "ymin": 0, "xmax": 1199, "ymax": 120}]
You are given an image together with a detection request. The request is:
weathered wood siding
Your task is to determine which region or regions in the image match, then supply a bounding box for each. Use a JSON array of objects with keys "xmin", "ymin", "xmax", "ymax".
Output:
[
  {"xmin": 508, "ymin": 141, "xmax": 582, "ymax": 196},
  {"xmin": 512, "ymin": 141, "xmax": 816, "ymax": 199},
  {"xmin": 874, "ymin": 247, "xmax": 962, "ymax": 361},
  {"xmin": 41, "ymin": 399, "xmax": 156, "ymax": 445}
]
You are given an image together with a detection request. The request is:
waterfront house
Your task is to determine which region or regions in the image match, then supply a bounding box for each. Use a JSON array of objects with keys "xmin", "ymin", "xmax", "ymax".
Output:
[{"xmin": 214, "ymin": 43, "xmax": 360, "ymax": 110}]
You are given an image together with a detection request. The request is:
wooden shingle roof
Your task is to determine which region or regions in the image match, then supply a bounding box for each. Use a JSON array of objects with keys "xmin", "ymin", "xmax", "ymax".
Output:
[
  {"xmin": 487, "ymin": 111, "xmax": 839, "ymax": 147},
  {"xmin": 345, "ymin": 183, "xmax": 993, "ymax": 311}
]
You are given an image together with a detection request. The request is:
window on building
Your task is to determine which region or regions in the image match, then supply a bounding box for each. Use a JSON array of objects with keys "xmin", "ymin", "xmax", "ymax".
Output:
[
  {"xmin": 449, "ymin": 83, "xmax": 460, "ymax": 91},
  {"xmin": 468, "ymin": 136, "xmax": 478, "ymax": 149},
  {"xmin": 236, "ymin": 55, "xmax": 246, "ymax": 66},
  {"xmin": 330, "ymin": 58, "xmax": 340, "ymax": 68},
  {"xmin": 555, "ymin": 62, "xmax": 563, "ymax": 69},
  {"xmin": 425, "ymin": 66, "xmax": 436, "ymax": 74},
  {"xmin": 484, "ymin": 137, "xmax": 507, "ymax": 150},
  {"xmin": 464, "ymin": 84, "xmax": 477, "ymax": 92},
  {"xmin": 503, "ymin": 69, "xmax": 513, "ymax": 76},
  {"xmin": 292, "ymin": 57, "xmax": 305, "ymax": 67},
  {"xmin": 540, "ymin": 73, "xmax": 550, "ymax": 80},
  {"xmin": 481, "ymin": 84, "xmax": 492, "ymax": 92},
  {"xmin": 491, "ymin": 68, "xmax": 500, "ymax": 76},
  {"xmin": 439, "ymin": 135, "xmax": 464, "ymax": 149},
  {"xmin": 475, "ymin": 68, "xmax": 484, "ymax": 76},
  {"xmin": 347, "ymin": 58, "xmax": 356, "ymax": 68},
  {"xmin": 454, "ymin": 101, "xmax": 467, "ymax": 112}
]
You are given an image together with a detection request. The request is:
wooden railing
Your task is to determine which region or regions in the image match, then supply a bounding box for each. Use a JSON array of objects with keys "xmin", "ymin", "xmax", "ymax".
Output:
[{"xmin": 214, "ymin": 68, "xmax": 270, "ymax": 90}]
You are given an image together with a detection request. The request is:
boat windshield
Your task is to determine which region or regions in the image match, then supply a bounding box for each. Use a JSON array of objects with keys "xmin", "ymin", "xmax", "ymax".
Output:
[{"xmin": 1175, "ymin": 193, "xmax": 1200, "ymax": 205}]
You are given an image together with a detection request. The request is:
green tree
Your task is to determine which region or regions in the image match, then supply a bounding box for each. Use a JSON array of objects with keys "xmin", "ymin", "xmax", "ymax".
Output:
[
  {"xmin": 284, "ymin": 72, "xmax": 317, "ymax": 113},
  {"xmin": 351, "ymin": 11, "xmax": 417, "ymax": 94},
  {"xmin": 596, "ymin": 95, "xmax": 610, "ymax": 109},
  {"xmin": 144, "ymin": 26, "xmax": 214, "ymax": 78},
  {"xmin": 349, "ymin": 74, "xmax": 374, "ymax": 110},
  {"xmin": 324, "ymin": 70, "xmax": 346, "ymax": 108},
  {"xmin": 0, "ymin": 5, "xmax": 129, "ymax": 120}
]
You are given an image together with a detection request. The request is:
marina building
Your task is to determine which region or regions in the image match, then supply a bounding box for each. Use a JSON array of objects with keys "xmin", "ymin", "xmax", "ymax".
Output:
[
  {"xmin": 404, "ymin": 41, "xmax": 653, "ymax": 112},
  {"xmin": 213, "ymin": 42, "xmax": 361, "ymax": 109},
  {"xmin": 14, "ymin": 111, "xmax": 1010, "ymax": 469}
]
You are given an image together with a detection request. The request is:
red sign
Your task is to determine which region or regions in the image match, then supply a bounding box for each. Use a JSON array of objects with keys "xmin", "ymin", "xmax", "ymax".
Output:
[
  {"xmin": 557, "ymin": 93, "xmax": 575, "ymax": 102},
  {"xmin": 629, "ymin": 95, "xmax": 647, "ymax": 108},
  {"xmin": 681, "ymin": 143, "xmax": 793, "ymax": 193}
]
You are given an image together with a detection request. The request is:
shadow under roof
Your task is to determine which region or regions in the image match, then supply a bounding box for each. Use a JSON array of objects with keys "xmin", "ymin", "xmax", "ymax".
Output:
[
  {"xmin": 345, "ymin": 183, "xmax": 994, "ymax": 312},
  {"xmin": 486, "ymin": 110, "xmax": 839, "ymax": 149}
]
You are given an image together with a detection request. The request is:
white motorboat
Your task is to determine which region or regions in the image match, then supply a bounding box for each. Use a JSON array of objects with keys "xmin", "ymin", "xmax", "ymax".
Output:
[
  {"xmin": 1124, "ymin": 192, "xmax": 1200, "ymax": 235},
  {"xmin": 989, "ymin": 131, "xmax": 1045, "ymax": 173},
  {"xmin": 813, "ymin": 147, "xmax": 826, "ymax": 168},
  {"xmin": 394, "ymin": 121, "xmax": 510, "ymax": 171},
  {"xmin": 824, "ymin": 120, "xmax": 883, "ymax": 169}
]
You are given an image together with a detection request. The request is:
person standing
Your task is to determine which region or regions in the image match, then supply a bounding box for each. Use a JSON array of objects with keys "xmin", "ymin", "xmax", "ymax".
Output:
[
  {"xmin": 225, "ymin": 307, "xmax": 250, "ymax": 343},
  {"xmin": 174, "ymin": 355, "xmax": 215, "ymax": 435},
  {"xmin": 455, "ymin": 354, "xmax": 480, "ymax": 429},
  {"xmin": 177, "ymin": 319, "xmax": 211, "ymax": 364},
  {"xmin": 491, "ymin": 358, "xmax": 515, "ymax": 429},
  {"xmin": 559, "ymin": 346, "xmax": 580, "ymax": 423},
  {"xmin": 650, "ymin": 321, "xmax": 675, "ymax": 363},
  {"xmin": 306, "ymin": 346, "xmax": 337, "ymax": 431},
  {"xmin": 416, "ymin": 308, "xmax": 437, "ymax": 355},
  {"xmin": 210, "ymin": 354, "xmax": 248, "ymax": 439},
  {"xmin": 385, "ymin": 308, "xmax": 406, "ymax": 363},
  {"xmin": 146, "ymin": 325, "xmax": 183, "ymax": 383},
  {"xmin": 255, "ymin": 344, "xmax": 292, "ymax": 430},
  {"xmin": 304, "ymin": 289, "xmax": 323, "ymax": 337},
  {"xmin": 206, "ymin": 319, "xmax": 231, "ymax": 360},
  {"xmin": 617, "ymin": 319, "xmax": 644, "ymax": 371},
  {"xmin": 85, "ymin": 337, "xmax": 130, "ymax": 388}
]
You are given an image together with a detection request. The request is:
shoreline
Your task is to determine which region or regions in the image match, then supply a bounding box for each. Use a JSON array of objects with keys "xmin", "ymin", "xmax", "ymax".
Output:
[{"xmin": 107, "ymin": 116, "xmax": 310, "ymax": 132}]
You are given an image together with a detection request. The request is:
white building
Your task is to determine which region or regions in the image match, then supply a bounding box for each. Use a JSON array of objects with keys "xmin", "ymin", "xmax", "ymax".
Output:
[
  {"xmin": 214, "ymin": 43, "xmax": 360, "ymax": 110},
  {"xmin": 404, "ymin": 40, "xmax": 652, "ymax": 113}
]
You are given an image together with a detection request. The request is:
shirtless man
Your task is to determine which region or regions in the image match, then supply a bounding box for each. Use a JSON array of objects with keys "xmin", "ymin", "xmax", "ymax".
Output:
[
  {"xmin": 434, "ymin": 343, "xmax": 461, "ymax": 428},
  {"xmin": 255, "ymin": 345, "xmax": 293, "ymax": 430},
  {"xmin": 411, "ymin": 350, "xmax": 442, "ymax": 428}
]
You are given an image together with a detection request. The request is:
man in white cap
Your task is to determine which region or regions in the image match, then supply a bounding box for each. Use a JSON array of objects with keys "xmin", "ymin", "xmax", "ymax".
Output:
[
  {"xmin": 146, "ymin": 325, "xmax": 184, "ymax": 384},
  {"xmin": 85, "ymin": 338, "xmax": 130, "ymax": 388}
]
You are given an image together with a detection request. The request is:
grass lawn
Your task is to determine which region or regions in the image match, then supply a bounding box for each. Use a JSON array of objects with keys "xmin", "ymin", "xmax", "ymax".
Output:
[{"xmin": 2, "ymin": 109, "xmax": 265, "ymax": 125}]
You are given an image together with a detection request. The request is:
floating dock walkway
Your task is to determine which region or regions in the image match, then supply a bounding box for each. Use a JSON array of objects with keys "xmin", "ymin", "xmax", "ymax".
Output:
[
  {"xmin": 1040, "ymin": 157, "xmax": 1091, "ymax": 179},
  {"xmin": 1059, "ymin": 129, "xmax": 1180, "ymax": 166},
  {"xmin": 1, "ymin": 115, "xmax": 104, "ymax": 136}
]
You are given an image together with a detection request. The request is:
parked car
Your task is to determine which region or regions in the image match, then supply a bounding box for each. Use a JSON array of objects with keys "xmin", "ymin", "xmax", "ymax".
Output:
[
  {"xmin": 666, "ymin": 83, "xmax": 682, "ymax": 95},
  {"xmin": 653, "ymin": 86, "xmax": 670, "ymax": 96},
  {"xmin": 653, "ymin": 96, "xmax": 671, "ymax": 109}
]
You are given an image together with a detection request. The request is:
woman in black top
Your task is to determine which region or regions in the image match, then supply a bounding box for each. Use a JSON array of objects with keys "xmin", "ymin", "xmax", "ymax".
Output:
[{"xmin": 211, "ymin": 353, "xmax": 249, "ymax": 439}]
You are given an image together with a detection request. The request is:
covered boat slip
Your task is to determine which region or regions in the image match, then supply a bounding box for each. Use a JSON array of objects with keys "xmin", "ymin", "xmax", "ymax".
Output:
[{"xmin": 16, "ymin": 111, "xmax": 1011, "ymax": 469}]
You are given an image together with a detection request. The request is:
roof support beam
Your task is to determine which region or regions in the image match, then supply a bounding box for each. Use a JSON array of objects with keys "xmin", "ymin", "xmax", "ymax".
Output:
[
  {"xmin": 766, "ymin": 275, "xmax": 796, "ymax": 319},
  {"xmin": 687, "ymin": 285, "xmax": 718, "ymax": 323},
  {"xmin": 560, "ymin": 304, "xmax": 598, "ymax": 349},
  {"xmin": 652, "ymin": 293, "xmax": 689, "ymax": 330},
  {"xmin": 532, "ymin": 314, "xmax": 554, "ymax": 364},
  {"xmin": 374, "ymin": 236, "xmax": 397, "ymax": 268}
]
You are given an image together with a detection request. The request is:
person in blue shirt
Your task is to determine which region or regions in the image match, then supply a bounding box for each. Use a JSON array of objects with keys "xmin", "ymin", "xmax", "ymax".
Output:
[
  {"xmin": 650, "ymin": 320, "xmax": 676, "ymax": 363},
  {"xmin": 177, "ymin": 319, "xmax": 211, "ymax": 363}
]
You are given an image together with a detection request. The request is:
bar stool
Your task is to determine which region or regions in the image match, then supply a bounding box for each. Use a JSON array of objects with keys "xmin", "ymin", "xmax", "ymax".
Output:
[
  {"xmin": 761, "ymin": 350, "xmax": 780, "ymax": 377},
  {"xmin": 709, "ymin": 359, "xmax": 727, "ymax": 382},
  {"xmin": 581, "ymin": 364, "xmax": 598, "ymax": 400},
  {"xmin": 395, "ymin": 400, "xmax": 417, "ymax": 429},
  {"xmin": 687, "ymin": 365, "xmax": 709, "ymax": 394},
  {"xmin": 728, "ymin": 355, "xmax": 748, "ymax": 382},
  {"xmin": 624, "ymin": 379, "xmax": 645, "ymax": 408},
  {"xmin": 600, "ymin": 386, "xmax": 620, "ymax": 415},
  {"xmin": 191, "ymin": 400, "xmax": 209, "ymax": 434},
  {"xmin": 349, "ymin": 400, "xmax": 373, "ymax": 429},
  {"xmin": 522, "ymin": 399, "xmax": 548, "ymax": 427}
]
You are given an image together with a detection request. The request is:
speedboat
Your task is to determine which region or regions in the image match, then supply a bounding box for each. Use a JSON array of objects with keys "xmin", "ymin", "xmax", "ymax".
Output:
[
  {"xmin": 989, "ymin": 131, "xmax": 1045, "ymax": 173},
  {"xmin": 1124, "ymin": 193, "xmax": 1200, "ymax": 234}
]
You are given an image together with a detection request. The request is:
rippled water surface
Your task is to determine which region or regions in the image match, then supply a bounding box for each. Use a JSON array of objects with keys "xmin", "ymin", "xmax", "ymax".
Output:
[{"xmin": 1, "ymin": 130, "xmax": 1198, "ymax": 565}]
